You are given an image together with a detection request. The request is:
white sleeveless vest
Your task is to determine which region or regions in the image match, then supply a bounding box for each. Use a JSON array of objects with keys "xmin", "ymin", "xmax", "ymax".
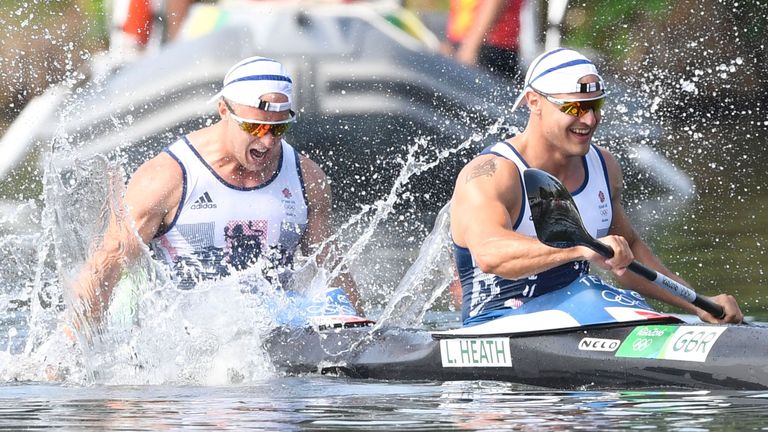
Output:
[
  {"xmin": 487, "ymin": 141, "xmax": 612, "ymax": 238},
  {"xmin": 151, "ymin": 137, "xmax": 309, "ymax": 287},
  {"xmin": 455, "ymin": 142, "xmax": 613, "ymax": 324}
]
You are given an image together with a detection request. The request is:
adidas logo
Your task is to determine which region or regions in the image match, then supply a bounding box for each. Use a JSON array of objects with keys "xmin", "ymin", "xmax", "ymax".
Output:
[{"xmin": 190, "ymin": 192, "xmax": 217, "ymax": 210}]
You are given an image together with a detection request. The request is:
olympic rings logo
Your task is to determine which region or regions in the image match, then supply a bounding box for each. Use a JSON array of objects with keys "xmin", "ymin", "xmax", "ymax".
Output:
[
  {"xmin": 632, "ymin": 338, "xmax": 653, "ymax": 351},
  {"xmin": 601, "ymin": 289, "xmax": 645, "ymax": 307}
]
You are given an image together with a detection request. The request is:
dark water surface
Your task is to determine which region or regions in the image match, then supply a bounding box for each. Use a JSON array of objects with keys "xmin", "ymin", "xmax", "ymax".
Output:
[{"xmin": 2, "ymin": 379, "xmax": 768, "ymax": 430}]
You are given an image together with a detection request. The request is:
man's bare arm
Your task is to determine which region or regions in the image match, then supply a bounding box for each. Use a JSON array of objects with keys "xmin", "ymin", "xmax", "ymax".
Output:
[
  {"xmin": 451, "ymin": 154, "xmax": 588, "ymax": 280},
  {"xmin": 299, "ymin": 155, "xmax": 362, "ymax": 313},
  {"xmin": 598, "ymin": 147, "xmax": 743, "ymax": 323},
  {"xmin": 71, "ymin": 154, "xmax": 182, "ymax": 325}
]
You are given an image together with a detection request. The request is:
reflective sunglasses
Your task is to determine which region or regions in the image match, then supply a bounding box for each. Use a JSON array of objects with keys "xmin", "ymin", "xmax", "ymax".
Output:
[
  {"xmin": 223, "ymin": 99, "xmax": 294, "ymax": 138},
  {"xmin": 537, "ymin": 91, "xmax": 606, "ymax": 118}
]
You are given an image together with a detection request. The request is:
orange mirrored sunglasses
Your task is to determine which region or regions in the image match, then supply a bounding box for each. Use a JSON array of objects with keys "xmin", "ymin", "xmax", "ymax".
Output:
[
  {"xmin": 538, "ymin": 92, "xmax": 606, "ymax": 118},
  {"xmin": 223, "ymin": 99, "xmax": 293, "ymax": 138}
]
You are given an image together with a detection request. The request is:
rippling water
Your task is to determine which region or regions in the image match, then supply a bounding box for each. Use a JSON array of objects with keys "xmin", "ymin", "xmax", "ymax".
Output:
[{"xmin": 2, "ymin": 380, "xmax": 767, "ymax": 430}]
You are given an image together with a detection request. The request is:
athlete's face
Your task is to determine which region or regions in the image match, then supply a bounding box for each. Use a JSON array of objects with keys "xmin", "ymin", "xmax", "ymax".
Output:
[
  {"xmin": 219, "ymin": 93, "xmax": 292, "ymax": 173},
  {"xmin": 533, "ymin": 75, "xmax": 603, "ymax": 156}
]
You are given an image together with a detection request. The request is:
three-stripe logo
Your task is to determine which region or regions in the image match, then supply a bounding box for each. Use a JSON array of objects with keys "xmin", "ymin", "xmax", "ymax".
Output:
[{"xmin": 190, "ymin": 192, "xmax": 217, "ymax": 210}]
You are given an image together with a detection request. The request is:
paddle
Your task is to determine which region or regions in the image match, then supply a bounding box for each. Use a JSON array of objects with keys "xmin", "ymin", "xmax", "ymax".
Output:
[{"xmin": 522, "ymin": 168, "xmax": 726, "ymax": 319}]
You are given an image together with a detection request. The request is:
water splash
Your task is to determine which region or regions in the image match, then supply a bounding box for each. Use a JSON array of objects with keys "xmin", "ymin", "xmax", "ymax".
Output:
[
  {"xmin": 285, "ymin": 122, "xmax": 510, "ymax": 359},
  {"xmin": 0, "ymin": 82, "xmax": 514, "ymax": 383},
  {"xmin": 374, "ymin": 201, "xmax": 455, "ymax": 329}
]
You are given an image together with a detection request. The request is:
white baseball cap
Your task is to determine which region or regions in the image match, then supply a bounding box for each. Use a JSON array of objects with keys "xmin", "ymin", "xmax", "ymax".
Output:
[
  {"xmin": 512, "ymin": 48, "xmax": 606, "ymax": 111},
  {"xmin": 209, "ymin": 56, "xmax": 293, "ymax": 112}
]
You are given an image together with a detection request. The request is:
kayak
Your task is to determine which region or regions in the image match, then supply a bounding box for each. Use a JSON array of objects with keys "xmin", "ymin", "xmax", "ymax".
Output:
[
  {"xmin": 258, "ymin": 181, "xmax": 768, "ymax": 392},
  {"xmin": 264, "ymin": 283, "xmax": 768, "ymax": 390},
  {"xmin": 264, "ymin": 317, "xmax": 768, "ymax": 390}
]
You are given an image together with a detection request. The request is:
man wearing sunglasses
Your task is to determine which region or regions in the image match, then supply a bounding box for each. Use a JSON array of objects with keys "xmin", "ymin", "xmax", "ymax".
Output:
[
  {"xmin": 73, "ymin": 56, "xmax": 361, "ymax": 328},
  {"xmin": 449, "ymin": 47, "xmax": 743, "ymax": 327}
]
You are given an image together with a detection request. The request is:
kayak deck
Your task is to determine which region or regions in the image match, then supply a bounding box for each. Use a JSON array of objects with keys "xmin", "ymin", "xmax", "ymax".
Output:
[{"xmin": 264, "ymin": 321, "xmax": 768, "ymax": 390}]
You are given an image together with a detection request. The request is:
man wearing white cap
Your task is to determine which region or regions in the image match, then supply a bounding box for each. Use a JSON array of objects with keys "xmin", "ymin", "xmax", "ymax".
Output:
[
  {"xmin": 450, "ymin": 47, "xmax": 743, "ymax": 326},
  {"xmin": 73, "ymin": 56, "xmax": 361, "ymax": 326}
]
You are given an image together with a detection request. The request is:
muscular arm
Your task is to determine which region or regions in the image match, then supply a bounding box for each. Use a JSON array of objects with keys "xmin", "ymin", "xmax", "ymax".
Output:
[
  {"xmin": 599, "ymin": 147, "xmax": 742, "ymax": 323},
  {"xmin": 299, "ymin": 155, "xmax": 362, "ymax": 313},
  {"xmin": 71, "ymin": 154, "xmax": 182, "ymax": 325},
  {"xmin": 450, "ymin": 155, "xmax": 588, "ymax": 280}
]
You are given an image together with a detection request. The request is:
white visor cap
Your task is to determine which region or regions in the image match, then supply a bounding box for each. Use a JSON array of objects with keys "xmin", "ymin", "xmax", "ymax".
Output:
[
  {"xmin": 512, "ymin": 48, "xmax": 605, "ymax": 111},
  {"xmin": 209, "ymin": 56, "xmax": 293, "ymax": 112}
]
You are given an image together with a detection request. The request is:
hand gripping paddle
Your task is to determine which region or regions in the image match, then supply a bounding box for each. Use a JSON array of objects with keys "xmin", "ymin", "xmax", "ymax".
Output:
[{"xmin": 523, "ymin": 168, "xmax": 725, "ymax": 319}]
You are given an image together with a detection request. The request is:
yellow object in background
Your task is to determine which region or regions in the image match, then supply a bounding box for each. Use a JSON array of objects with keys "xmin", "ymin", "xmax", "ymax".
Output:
[
  {"xmin": 178, "ymin": 4, "xmax": 230, "ymax": 40},
  {"xmin": 385, "ymin": 6, "xmax": 442, "ymax": 50},
  {"xmin": 446, "ymin": 0, "xmax": 479, "ymax": 42}
]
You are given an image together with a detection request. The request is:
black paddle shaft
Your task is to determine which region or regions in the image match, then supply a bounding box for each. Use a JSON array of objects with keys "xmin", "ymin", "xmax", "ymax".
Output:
[
  {"xmin": 592, "ymin": 241, "xmax": 725, "ymax": 319},
  {"xmin": 523, "ymin": 168, "xmax": 726, "ymax": 320}
]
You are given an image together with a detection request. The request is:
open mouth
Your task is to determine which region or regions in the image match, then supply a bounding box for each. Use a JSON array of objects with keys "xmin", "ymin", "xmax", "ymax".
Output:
[{"xmin": 250, "ymin": 148, "xmax": 267, "ymax": 160}]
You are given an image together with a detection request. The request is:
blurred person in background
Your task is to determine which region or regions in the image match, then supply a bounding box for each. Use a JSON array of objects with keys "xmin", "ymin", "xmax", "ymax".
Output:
[
  {"xmin": 442, "ymin": 0, "xmax": 524, "ymax": 83},
  {"xmin": 110, "ymin": 0, "xmax": 205, "ymax": 54},
  {"xmin": 110, "ymin": 0, "xmax": 374, "ymax": 55}
]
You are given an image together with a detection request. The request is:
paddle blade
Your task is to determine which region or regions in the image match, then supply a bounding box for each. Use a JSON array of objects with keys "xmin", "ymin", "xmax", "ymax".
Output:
[{"xmin": 523, "ymin": 168, "xmax": 592, "ymax": 249}]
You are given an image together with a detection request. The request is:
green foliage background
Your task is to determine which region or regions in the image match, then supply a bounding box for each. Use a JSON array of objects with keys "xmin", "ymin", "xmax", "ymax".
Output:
[{"xmin": 563, "ymin": 0, "xmax": 673, "ymax": 59}]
